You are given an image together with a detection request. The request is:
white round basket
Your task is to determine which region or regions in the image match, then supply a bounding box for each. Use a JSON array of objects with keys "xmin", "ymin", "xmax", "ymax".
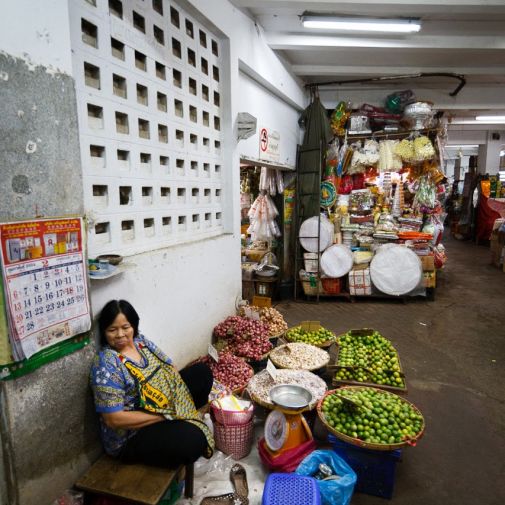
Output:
[
  {"xmin": 320, "ymin": 244, "xmax": 354, "ymax": 278},
  {"xmin": 299, "ymin": 216, "xmax": 333, "ymax": 253},
  {"xmin": 370, "ymin": 244, "xmax": 423, "ymax": 296}
]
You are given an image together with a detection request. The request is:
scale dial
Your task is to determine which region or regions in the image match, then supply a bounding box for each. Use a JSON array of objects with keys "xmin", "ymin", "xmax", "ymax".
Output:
[{"xmin": 264, "ymin": 409, "xmax": 287, "ymax": 452}]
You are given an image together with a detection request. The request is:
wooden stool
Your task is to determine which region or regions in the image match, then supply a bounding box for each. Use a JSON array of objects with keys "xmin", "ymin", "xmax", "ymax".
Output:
[{"xmin": 75, "ymin": 455, "xmax": 194, "ymax": 505}]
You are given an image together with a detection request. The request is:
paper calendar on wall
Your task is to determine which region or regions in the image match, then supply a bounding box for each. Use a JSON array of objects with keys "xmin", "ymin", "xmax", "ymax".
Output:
[{"xmin": 0, "ymin": 218, "xmax": 91, "ymax": 360}]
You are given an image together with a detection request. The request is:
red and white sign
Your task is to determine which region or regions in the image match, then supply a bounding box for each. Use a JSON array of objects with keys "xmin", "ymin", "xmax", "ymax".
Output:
[{"xmin": 259, "ymin": 127, "xmax": 280, "ymax": 162}]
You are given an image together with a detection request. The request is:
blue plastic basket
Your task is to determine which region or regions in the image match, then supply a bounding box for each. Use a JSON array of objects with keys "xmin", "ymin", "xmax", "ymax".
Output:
[
  {"xmin": 262, "ymin": 473, "xmax": 321, "ymax": 505},
  {"xmin": 329, "ymin": 435, "xmax": 402, "ymax": 499}
]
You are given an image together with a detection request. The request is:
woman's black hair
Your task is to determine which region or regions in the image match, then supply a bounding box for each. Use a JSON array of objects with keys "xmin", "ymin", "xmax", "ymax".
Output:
[{"xmin": 98, "ymin": 299, "xmax": 140, "ymax": 346}]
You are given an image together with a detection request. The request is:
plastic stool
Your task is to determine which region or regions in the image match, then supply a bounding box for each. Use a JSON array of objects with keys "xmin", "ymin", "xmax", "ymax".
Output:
[{"xmin": 262, "ymin": 473, "xmax": 321, "ymax": 505}]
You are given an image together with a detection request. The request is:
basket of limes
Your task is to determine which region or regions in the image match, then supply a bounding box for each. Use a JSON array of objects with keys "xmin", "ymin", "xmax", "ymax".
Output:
[
  {"xmin": 284, "ymin": 321, "xmax": 336, "ymax": 348},
  {"xmin": 332, "ymin": 329, "xmax": 407, "ymax": 392},
  {"xmin": 317, "ymin": 386, "xmax": 425, "ymax": 451}
]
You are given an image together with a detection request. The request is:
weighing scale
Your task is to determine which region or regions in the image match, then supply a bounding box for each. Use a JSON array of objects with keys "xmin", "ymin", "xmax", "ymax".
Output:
[{"xmin": 262, "ymin": 385, "xmax": 313, "ymax": 458}]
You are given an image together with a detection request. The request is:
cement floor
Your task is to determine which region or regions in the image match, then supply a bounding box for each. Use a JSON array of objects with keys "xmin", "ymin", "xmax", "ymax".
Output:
[{"xmin": 186, "ymin": 236, "xmax": 505, "ymax": 505}]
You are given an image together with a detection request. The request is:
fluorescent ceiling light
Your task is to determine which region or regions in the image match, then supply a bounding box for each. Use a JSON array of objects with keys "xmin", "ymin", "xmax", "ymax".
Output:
[
  {"xmin": 301, "ymin": 16, "xmax": 421, "ymax": 33},
  {"xmin": 451, "ymin": 120, "xmax": 505, "ymax": 125},
  {"xmin": 446, "ymin": 145, "xmax": 479, "ymax": 149},
  {"xmin": 476, "ymin": 115, "xmax": 505, "ymax": 121}
]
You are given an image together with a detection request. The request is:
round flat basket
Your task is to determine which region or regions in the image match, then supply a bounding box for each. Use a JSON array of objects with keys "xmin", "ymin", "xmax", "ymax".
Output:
[
  {"xmin": 321, "ymin": 245, "xmax": 354, "ymax": 278},
  {"xmin": 269, "ymin": 343, "xmax": 330, "ymax": 371},
  {"xmin": 247, "ymin": 369, "xmax": 327, "ymax": 411},
  {"xmin": 317, "ymin": 386, "xmax": 425, "ymax": 451},
  {"xmin": 299, "ymin": 216, "xmax": 333, "ymax": 253},
  {"xmin": 284, "ymin": 326, "xmax": 335, "ymax": 348},
  {"xmin": 370, "ymin": 244, "xmax": 423, "ymax": 296},
  {"xmin": 269, "ymin": 331, "xmax": 285, "ymax": 340}
]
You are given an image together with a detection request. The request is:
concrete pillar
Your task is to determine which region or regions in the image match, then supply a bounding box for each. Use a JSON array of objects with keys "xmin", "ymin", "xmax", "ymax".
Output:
[
  {"xmin": 478, "ymin": 132, "xmax": 504, "ymax": 175},
  {"xmin": 0, "ymin": 3, "xmax": 101, "ymax": 505},
  {"xmin": 454, "ymin": 157, "xmax": 461, "ymax": 181}
]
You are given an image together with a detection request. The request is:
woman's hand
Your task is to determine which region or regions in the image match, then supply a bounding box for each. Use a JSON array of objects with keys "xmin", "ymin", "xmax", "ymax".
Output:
[{"xmin": 102, "ymin": 409, "xmax": 165, "ymax": 430}]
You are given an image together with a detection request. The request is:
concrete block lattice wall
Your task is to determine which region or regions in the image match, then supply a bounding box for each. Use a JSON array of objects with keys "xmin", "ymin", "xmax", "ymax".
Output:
[{"xmin": 70, "ymin": 0, "xmax": 226, "ymax": 257}]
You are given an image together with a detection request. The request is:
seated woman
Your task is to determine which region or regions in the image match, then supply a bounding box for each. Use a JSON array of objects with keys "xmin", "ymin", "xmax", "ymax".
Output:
[{"xmin": 90, "ymin": 299, "xmax": 214, "ymax": 468}]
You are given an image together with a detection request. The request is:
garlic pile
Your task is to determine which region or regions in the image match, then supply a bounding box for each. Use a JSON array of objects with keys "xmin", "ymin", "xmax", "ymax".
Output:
[{"xmin": 269, "ymin": 342, "xmax": 330, "ymax": 370}]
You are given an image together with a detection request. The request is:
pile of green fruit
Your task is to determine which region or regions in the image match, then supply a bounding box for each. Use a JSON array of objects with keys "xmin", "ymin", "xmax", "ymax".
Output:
[
  {"xmin": 285, "ymin": 326, "xmax": 336, "ymax": 346},
  {"xmin": 334, "ymin": 330, "xmax": 405, "ymax": 388},
  {"xmin": 320, "ymin": 388, "xmax": 424, "ymax": 445}
]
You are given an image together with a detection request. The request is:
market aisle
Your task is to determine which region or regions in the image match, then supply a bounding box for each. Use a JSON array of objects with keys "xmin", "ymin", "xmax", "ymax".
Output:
[{"xmin": 276, "ymin": 235, "xmax": 505, "ymax": 505}]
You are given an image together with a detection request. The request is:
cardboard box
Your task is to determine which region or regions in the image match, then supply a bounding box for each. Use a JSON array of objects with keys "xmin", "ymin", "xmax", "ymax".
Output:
[
  {"xmin": 419, "ymin": 254, "xmax": 435, "ymax": 271},
  {"xmin": 423, "ymin": 271, "xmax": 436, "ymax": 288},
  {"xmin": 349, "ymin": 268, "xmax": 372, "ymax": 296}
]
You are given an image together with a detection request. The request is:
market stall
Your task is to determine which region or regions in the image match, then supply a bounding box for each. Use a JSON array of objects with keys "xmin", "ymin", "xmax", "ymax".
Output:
[
  {"xmin": 240, "ymin": 163, "xmax": 285, "ymax": 303},
  {"xmin": 181, "ymin": 308, "xmax": 427, "ymax": 505},
  {"xmin": 295, "ymin": 95, "xmax": 449, "ymax": 301}
]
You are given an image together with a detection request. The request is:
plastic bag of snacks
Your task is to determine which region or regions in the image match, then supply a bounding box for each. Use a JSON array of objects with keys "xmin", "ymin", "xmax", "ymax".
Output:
[
  {"xmin": 378, "ymin": 140, "xmax": 402, "ymax": 172},
  {"xmin": 413, "ymin": 136, "xmax": 436, "ymax": 161}
]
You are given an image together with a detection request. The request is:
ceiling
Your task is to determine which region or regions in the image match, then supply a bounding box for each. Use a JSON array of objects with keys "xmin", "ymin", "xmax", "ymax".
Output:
[{"xmin": 229, "ymin": 0, "xmax": 505, "ymax": 122}]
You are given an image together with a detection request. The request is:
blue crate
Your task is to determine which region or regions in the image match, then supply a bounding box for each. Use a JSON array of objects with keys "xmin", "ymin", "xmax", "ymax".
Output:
[
  {"xmin": 328, "ymin": 435, "xmax": 402, "ymax": 499},
  {"xmin": 262, "ymin": 473, "xmax": 321, "ymax": 505}
]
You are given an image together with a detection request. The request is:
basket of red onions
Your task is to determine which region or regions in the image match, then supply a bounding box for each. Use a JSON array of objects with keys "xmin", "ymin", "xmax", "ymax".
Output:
[
  {"xmin": 200, "ymin": 351, "xmax": 254, "ymax": 394},
  {"xmin": 213, "ymin": 316, "xmax": 273, "ymax": 362}
]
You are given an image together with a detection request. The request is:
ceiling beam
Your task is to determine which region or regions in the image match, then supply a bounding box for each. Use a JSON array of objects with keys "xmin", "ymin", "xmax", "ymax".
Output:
[
  {"xmin": 265, "ymin": 33, "xmax": 505, "ymax": 50},
  {"xmin": 291, "ymin": 65, "xmax": 505, "ymax": 76},
  {"xmin": 232, "ymin": 0, "xmax": 505, "ymax": 7}
]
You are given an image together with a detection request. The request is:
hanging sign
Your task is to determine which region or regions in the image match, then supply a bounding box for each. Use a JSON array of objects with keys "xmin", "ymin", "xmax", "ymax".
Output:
[
  {"xmin": 259, "ymin": 127, "xmax": 280, "ymax": 162},
  {"xmin": 0, "ymin": 218, "xmax": 91, "ymax": 360}
]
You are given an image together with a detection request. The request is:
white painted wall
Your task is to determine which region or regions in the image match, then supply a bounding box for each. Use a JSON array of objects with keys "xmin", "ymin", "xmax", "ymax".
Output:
[
  {"xmin": 238, "ymin": 70, "xmax": 301, "ymax": 166},
  {"xmin": 0, "ymin": 0, "xmax": 73, "ymax": 75},
  {"xmin": 84, "ymin": 0, "xmax": 306, "ymax": 364},
  {"xmin": 186, "ymin": 0, "xmax": 305, "ymax": 110},
  {"xmin": 89, "ymin": 234, "xmax": 238, "ymax": 366}
]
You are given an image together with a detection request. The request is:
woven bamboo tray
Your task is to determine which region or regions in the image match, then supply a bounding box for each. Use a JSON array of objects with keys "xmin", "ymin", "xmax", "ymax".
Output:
[
  {"xmin": 269, "ymin": 330, "xmax": 285, "ymax": 340},
  {"xmin": 317, "ymin": 387, "xmax": 425, "ymax": 451},
  {"xmin": 246, "ymin": 369, "xmax": 327, "ymax": 411},
  {"xmin": 284, "ymin": 321, "xmax": 337, "ymax": 348},
  {"xmin": 331, "ymin": 329, "xmax": 407, "ymax": 393},
  {"xmin": 269, "ymin": 343, "xmax": 330, "ymax": 372}
]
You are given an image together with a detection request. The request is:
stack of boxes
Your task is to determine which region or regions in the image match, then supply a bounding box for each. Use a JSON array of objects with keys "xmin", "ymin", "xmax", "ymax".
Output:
[
  {"xmin": 348, "ymin": 264, "xmax": 372, "ymax": 296},
  {"xmin": 490, "ymin": 219, "xmax": 505, "ymax": 271},
  {"xmin": 420, "ymin": 254, "xmax": 436, "ymax": 288}
]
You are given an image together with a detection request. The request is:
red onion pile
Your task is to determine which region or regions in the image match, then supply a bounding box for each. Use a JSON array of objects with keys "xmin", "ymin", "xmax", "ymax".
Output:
[
  {"xmin": 213, "ymin": 316, "xmax": 272, "ymax": 361},
  {"xmin": 201, "ymin": 351, "xmax": 253, "ymax": 392}
]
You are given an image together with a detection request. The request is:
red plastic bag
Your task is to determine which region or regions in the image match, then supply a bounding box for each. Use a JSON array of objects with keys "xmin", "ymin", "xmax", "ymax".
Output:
[
  {"xmin": 352, "ymin": 174, "xmax": 365, "ymax": 190},
  {"xmin": 258, "ymin": 438, "xmax": 317, "ymax": 473},
  {"xmin": 338, "ymin": 175, "xmax": 354, "ymax": 195}
]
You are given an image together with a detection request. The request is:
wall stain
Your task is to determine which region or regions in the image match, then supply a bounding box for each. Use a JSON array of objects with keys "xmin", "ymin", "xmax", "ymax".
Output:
[{"xmin": 11, "ymin": 175, "xmax": 31, "ymax": 195}]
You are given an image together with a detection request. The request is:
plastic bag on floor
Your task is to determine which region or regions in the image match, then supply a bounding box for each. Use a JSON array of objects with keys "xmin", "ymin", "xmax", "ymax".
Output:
[
  {"xmin": 53, "ymin": 490, "xmax": 84, "ymax": 505},
  {"xmin": 177, "ymin": 451, "xmax": 236, "ymax": 505},
  {"xmin": 295, "ymin": 450, "xmax": 356, "ymax": 505},
  {"xmin": 194, "ymin": 450, "xmax": 234, "ymax": 478}
]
